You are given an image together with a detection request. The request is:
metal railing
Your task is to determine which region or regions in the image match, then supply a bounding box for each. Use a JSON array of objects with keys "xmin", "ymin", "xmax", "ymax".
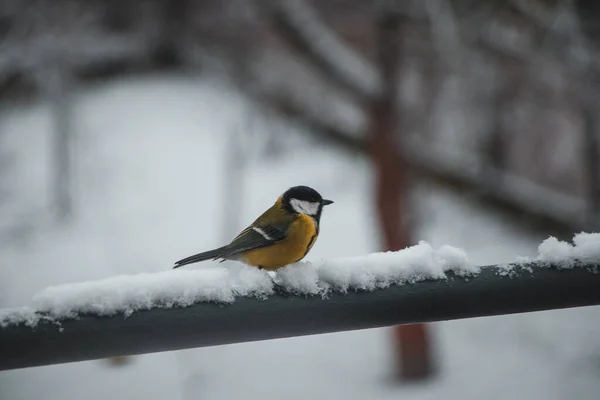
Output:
[{"xmin": 0, "ymin": 261, "xmax": 599, "ymax": 371}]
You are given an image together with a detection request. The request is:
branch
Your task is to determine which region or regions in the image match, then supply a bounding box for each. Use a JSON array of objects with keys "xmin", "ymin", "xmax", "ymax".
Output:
[
  {"xmin": 1, "ymin": 260, "xmax": 598, "ymax": 371},
  {"xmin": 508, "ymin": 0, "xmax": 562, "ymax": 30},
  {"xmin": 260, "ymin": 0, "xmax": 380, "ymax": 100},
  {"xmin": 263, "ymin": 90, "xmax": 364, "ymax": 152},
  {"xmin": 424, "ymin": 0, "xmax": 468, "ymax": 72},
  {"xmin": 403, "ymin": 145, "xmax": 587, "ymax": 234},
  {"xmin": 507, "ymin": 0, "xmax": 599, "ymax": 69},
  {"xmin": 259, "ymin": 88, "xmax": 586, "ymax": 238},
  {"xmin": 250, "ymin": 0, "xmax": 588, "ymax": 237}
]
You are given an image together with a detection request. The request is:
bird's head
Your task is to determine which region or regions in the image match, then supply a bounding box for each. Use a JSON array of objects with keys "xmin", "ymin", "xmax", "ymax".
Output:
[{"xmin": 281, "ymin": 185, "xmax": 333, "ymax": 221}]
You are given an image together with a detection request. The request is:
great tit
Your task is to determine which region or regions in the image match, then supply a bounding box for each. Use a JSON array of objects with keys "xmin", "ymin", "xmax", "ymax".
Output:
[{"xmin": 173, "ymin": 185, "xmax": 334, "ymax": 270}]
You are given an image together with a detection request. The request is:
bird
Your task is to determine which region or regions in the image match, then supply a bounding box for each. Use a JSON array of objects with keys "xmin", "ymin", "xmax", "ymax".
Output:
[{"xmin": 173, "ymin": 185, "xmax": 333, "ymax": 271}]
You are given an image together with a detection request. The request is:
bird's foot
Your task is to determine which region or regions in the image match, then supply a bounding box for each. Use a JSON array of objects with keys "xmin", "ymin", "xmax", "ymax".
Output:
[{"xmin": 260, "ymin": 268, "xmax": 287, "ymax": 295}]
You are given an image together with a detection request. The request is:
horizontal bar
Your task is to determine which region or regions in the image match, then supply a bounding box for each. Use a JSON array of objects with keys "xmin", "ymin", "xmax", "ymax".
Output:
[{"xmin": 0, "ymin": 263, "xmax": 599, "ymax": 371}]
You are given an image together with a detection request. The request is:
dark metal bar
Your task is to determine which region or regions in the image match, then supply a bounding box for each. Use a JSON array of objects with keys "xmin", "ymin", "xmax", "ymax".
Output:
[{"xmin": 0, "ymin": 263, "xmax": 599, "ymax": 371}]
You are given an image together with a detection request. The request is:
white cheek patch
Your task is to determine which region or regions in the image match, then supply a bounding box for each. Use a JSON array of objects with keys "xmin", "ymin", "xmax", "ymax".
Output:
[{"xmin": 290, "ymin": 199, "xmax": 320, "ymax": 216}]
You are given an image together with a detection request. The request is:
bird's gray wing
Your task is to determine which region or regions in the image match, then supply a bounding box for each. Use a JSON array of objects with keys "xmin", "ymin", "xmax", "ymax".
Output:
[{"xmin": 216, "ymin": 224, "xmax": 286, "ymax": 260}]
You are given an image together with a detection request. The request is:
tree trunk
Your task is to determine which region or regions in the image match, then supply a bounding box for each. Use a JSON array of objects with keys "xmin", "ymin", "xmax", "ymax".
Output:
[
  {"xmin": 367, "ymin": 4, "xmax": 434, "ymax": 382},
  {"xmin": 46, "ymin": 64, "xmax": 73, "ymax": 222},
  {"xmin": 573, "ymin": 0, "xmax": 600, "ymax": 229},
  {"xmin": 582, "ymin": 84, "xmax": 600, "ymax": 230}
]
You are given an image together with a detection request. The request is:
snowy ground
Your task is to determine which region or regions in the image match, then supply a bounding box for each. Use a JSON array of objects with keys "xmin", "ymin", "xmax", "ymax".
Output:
[{"xmin": 0, "ymin": 73, "xmax": 598, "ymax": 400}]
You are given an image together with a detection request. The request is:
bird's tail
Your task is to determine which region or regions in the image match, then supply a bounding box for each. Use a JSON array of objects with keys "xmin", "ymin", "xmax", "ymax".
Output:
[{"xmin": 173, "ymin": 246, "xmax": 228, "ymax": 269}]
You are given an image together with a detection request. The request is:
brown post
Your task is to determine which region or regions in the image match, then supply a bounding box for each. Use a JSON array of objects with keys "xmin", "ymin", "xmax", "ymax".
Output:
[{"xmin": 367, "ymin": 4, "xmax": 435, "ymax": 381}]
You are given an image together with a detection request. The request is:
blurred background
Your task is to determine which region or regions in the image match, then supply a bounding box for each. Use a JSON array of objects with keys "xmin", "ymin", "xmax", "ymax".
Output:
[{"xmin": 0, "ymin": 0, "xmax": 599, "ymax": 399}]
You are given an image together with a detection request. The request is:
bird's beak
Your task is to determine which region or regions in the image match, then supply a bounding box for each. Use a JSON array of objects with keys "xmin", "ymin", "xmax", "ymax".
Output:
[{"xmin": 322, "ymin": 199, "xmax": 334, "ymax": 206}]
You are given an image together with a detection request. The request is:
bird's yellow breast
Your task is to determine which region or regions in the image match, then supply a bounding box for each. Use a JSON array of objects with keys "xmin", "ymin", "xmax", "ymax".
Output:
[{"xmin": 241, "ymin": 214, "xmax": 318, "ymax": 271}]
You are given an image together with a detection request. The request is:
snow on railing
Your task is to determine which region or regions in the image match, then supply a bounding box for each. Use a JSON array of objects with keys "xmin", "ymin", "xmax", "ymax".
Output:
[
  {"xmin": 0, "ymin": 233, "xmax": 599, "ymax": 371},
  {"xmin": 0, "ymin": 242, "xmax": 476, "ymax": 328}
]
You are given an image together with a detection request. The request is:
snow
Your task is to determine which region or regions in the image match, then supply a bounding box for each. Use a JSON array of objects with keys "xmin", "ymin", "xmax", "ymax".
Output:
[
  {"xmin": 0, "ymin": 73, "xmax": 599, "ymax": 400},
  {"xmin": 0, "ymin": 241, "xmax": 476, "ymax": 327},
  {"xmin": 0, "ymin": 306, "xmax": 48, "ymax": 328},
  {"xmin": 0, "ymin": 264, "xmax": 273, "ymax": 328},
  {"xmin": 3, "ymin": 229, "xmax": 597, "ymax": 329},
  {"xmin": 281, "ymin": 241, "xmax": 476, "ymax": 295},
  {"xmin": 537, "ymin": 236, "xmax": 579, "ymax": 267},
  {"xmin": 515, "ymin": 232, "xmax": 600, "ymax": 269}
]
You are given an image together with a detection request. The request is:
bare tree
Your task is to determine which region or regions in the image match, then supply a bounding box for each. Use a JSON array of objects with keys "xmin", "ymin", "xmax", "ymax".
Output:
[
  {"xmin": 571, "ymin": 0, "xmax": 600, "ymax": 229},
  {"xmin": 2, "ymin": 2, "xmax": 79, "ymax": 222},
  {"xmin": 45, "ymin": 61, "xmax": 74, "ymax": 221}
]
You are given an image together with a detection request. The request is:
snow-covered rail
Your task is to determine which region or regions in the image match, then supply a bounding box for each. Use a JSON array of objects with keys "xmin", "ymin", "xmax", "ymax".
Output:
[{"xmin": 0, "ymin": 236, "xmax": 599, "ymax": 371}]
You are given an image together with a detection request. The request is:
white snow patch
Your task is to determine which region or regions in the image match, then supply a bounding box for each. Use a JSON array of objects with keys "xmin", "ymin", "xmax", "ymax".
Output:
[
  {"xmin": 437, "ymin": 244, "xmax": 479, "ymax": 275},
  {"xmin": 0, "ymin": 242, "xmax": 476, "ymax": 327},
  {"xmin": 0, "ymin": 263, "xmax": 273, "ymax": 328},
  {"xmin": 4, "ymin": 232, "xmax": 598, "ymax": 329},
  {"xmin": 571, "ymin": 233, "xmax": 600, "ymax": 264},
  {"xmin": 537, "ymin": 236, "xmax": 576, "ymax": 267},
  {"xmin": 0, "ymin": 306, "xmax": 49, "ymax": 327},
  {"xmin": 280, "ymin": 241, "xmax": 477, "ymax": 296},
  {"xmin": 516, "ymin": 232, "xmax": 600, "ymax": 270},
  {"xmin": 2, "ymin": 232, "xmax": 598, "ymax": 329},
  {"xmin": 275, "ymin": 262, "xmax": 322, "ymax": 295}
]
